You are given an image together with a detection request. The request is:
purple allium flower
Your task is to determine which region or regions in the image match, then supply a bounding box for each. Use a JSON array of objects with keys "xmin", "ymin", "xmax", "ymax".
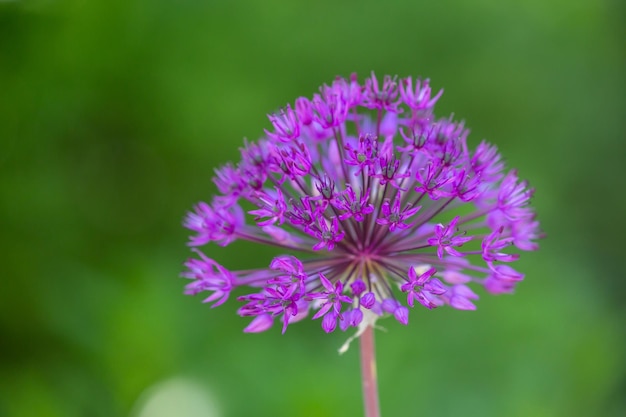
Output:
[{"xmin": 181, "ymin": 72, "xmax": 542, "ymax": 333}]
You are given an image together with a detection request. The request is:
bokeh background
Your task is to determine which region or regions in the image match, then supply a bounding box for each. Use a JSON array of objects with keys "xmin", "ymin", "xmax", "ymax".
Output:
[{"xmin": 1, "ymin": 0, "xmax": 625, "ymax": 416}]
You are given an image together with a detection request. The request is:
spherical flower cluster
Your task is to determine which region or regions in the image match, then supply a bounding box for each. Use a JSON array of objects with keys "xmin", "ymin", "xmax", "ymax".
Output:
[{"xmin": 181, "ymin": 72, "xmax": 542, "ymax": 334}]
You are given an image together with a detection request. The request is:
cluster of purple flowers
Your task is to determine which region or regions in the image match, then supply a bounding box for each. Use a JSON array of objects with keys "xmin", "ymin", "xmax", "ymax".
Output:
[{"xmin": 182, "ymin": 73, "xmax": 541, "ymax": 334}]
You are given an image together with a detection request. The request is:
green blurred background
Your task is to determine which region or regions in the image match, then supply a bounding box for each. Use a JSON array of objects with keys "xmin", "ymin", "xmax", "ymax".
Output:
[{"xmin": 1, "ymin": 0, "xmax": 625, "ymax": 416}]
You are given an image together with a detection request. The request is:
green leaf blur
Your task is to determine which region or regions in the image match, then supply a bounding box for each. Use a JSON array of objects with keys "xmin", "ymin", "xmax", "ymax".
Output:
[{"xmin": 1, "ymin": 1, "xmax": 624, "ymax": 416}]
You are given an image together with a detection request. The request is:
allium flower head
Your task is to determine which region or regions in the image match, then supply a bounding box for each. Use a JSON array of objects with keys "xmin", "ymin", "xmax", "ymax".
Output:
[{"xmin": 182, "ymin": 72, "xmax": 542, "ymax": 334}]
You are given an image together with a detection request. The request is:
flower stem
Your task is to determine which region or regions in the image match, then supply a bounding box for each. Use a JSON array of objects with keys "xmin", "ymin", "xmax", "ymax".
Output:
[{"xmin": 360, "ymin": 325, "xmax": 381, "ymax": 417}]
